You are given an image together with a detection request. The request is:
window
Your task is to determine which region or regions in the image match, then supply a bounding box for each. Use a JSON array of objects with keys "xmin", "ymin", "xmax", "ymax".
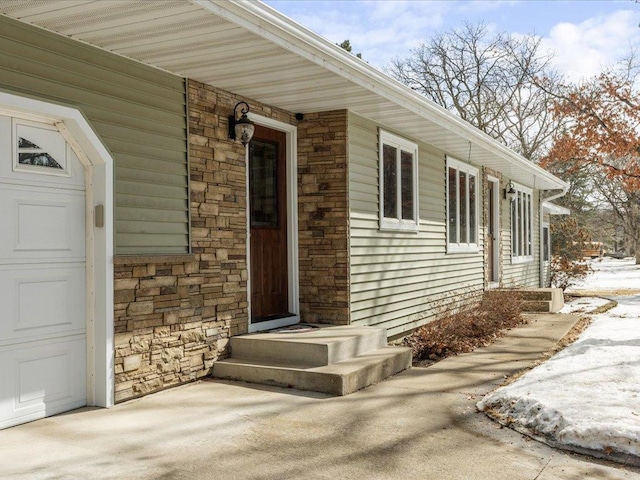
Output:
[
  {"xmin": 18, "ymin": 136, "xmax": 63, "ymax": 169},
  {"xmin": 249, "ymin": 139, "xmax": 279, "ymax": 227},
  {"xmin": 446, "ymin": 156, "xmax": 479, "ymax": 252},
  {"xmin": 379, "ymin": 129, "xmax": 418, "ymax": 231},
  {"xmin": 13, "ymin": 120, "xmax": 69, "ymax": 176},
  {"xmin": 510, "ymin": 184, "xmax": 534, "ymax": 262},
  {"xmin": 543, "ymin": 224, "xmax": 550, "ymax": 262}
]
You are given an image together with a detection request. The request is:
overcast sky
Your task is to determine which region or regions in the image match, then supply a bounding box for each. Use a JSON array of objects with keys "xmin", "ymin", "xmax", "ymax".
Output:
[{"xmin": 263, "ymin": 0, "xmax": 640, "ymax": 81}]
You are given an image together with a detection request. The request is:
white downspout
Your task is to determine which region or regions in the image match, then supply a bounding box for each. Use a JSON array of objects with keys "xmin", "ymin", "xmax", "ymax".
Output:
[{"xmin": 539, "ymin": 188, "xmax": 567, "ymax": 287}]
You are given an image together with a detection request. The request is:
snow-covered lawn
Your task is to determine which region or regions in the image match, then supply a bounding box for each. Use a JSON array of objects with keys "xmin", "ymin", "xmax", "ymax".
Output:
[
  {"xmin": 478, "ymin": 257, "xmax": 640, "ymax": 463},
  {"xmin": 559, "ymin": 295, "xmax": 610, "ymax": 314},
  {"xmin": 568, "ymin": 256, "xmax": 640, "ymax": 296}
]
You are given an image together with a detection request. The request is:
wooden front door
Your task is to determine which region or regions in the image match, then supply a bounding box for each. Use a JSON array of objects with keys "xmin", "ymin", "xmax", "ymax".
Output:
[{"xmin": 249, "ymin": 125, "xmax": 290, "ymax": 322}]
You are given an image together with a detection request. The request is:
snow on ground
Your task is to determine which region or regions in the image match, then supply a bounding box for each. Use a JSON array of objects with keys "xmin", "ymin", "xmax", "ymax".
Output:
[
  {"xmin": 568, "ymin": 256, "xmax": 640, "ymax": 294},
  {"xmin": 560, "ymin": 296, "xmax": 610, "ymax": 314},
  {"xmin": 478, "ymin": 257, "xmax": 640, "ymax": 461}
]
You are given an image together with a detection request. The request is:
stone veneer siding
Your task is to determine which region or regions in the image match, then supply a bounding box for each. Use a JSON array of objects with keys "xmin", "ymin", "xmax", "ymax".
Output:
[
  {"xmin": 296, "ymin": 110, "xmax": 350, "ymax": 325},
  {"xmin": 113, "ymin": 82, "xmax": 352, "ymax": 401},
  {"xmin": 113, "ymin": 80, "xmax": 296, "ymax": 402}
]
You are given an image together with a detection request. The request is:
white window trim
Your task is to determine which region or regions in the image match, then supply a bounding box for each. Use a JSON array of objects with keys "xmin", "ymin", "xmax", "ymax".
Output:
[
  {"xmin": 487, "ymin": 175, "xmax": 501, "ymax": 286},
  {"xmin": 379, "ymin": 129, "xmax": 419, "ymax": 232},
  {"xmin": 13, "ymin": 118, "xmax": 72, "ymax": 177},
  {"xmin": 446, "ymin": 156, "xmax": 479, "ymax": 253},
  {"xmin": 510, "ymin": 183, "xmax": 534, "ymax": 264}
]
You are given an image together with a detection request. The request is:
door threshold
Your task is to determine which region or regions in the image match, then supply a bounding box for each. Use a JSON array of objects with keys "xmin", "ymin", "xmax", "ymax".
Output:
[{"xmin": 249, "ymin": 314, "xmax": 300, "ymax": 333}]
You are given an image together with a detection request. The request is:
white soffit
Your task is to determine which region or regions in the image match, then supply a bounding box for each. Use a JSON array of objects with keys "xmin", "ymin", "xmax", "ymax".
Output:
[
  {"xmin": 543, "ymin": 202, "xmax": 571, "ymax": 215},
  {"xmin": 0, "ymin": 0, "xmax": 567, "ymax": 191}
]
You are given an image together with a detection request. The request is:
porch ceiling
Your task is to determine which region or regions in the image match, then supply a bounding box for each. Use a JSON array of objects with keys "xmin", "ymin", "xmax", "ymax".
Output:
[{"xmin": 0, "ymin": 0, "xmax": 567, "ymax": 191}]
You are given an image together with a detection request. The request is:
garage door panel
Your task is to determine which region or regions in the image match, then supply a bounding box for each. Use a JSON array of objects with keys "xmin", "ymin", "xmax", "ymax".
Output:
[
  {"xmin": 0, "ymin": 184, "xmax": 85, "ymax": 261},
  {"xmin": 1, "ymin": 113, "xmax": 87, "ymax": 429},
  {"xmin": 0, "ymin": 336, "xmax": 86, "ymax": 429},
  {"xmin": 16, "ymin": 200, "xmax": 73, "ymax": 251},
  {"xmin": 0, "ymin": 264, "xmax": 86, "ymax": 345}
]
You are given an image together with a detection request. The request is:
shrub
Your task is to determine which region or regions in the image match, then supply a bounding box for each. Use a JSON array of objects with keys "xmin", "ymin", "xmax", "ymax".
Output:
[
  {"xmin": 404, "ymin": 290, "xmax": 525, "ymax": 363},
  {"xmin": 549, "ymin": 217, "xmax": 592, "ymax": 291},
  {"xmin": 550, "ymin": 255, "xmax": 590, "ymax": 291}
]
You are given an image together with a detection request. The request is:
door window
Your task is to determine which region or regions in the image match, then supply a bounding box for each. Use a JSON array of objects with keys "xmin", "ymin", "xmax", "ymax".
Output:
[{"xmin": 249, "ymin": 140, "xmax": 279, "ymax": 227}]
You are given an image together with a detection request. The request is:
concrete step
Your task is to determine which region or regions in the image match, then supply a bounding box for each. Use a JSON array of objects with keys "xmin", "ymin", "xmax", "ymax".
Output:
[
  {"xmin": 229, "ymin": 325, "xmax": 387, "ymax": 366},
  {"xmin": 213, "ymin": 346, "xmax": 412, "ymax": 396},
  {"xmin": 520, "ymin": 290, "xmax": 554, "ymax": 301},
  {"xmin": 500, "ymin": 288, "xmax": 564, "ymax": 313},
  {"xmin": 522, "ymin": 300, "xmax": 552, "ymax": 312}
]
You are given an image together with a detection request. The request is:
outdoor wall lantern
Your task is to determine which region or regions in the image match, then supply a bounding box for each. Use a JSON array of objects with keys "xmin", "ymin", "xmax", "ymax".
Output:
[
  {"xmin": 503, "ymin": 181, "xmax": 517, "ymax": 202},
  {"xmin": 228, "ymin": 101, "xmax": 255, "ymax": 146}
]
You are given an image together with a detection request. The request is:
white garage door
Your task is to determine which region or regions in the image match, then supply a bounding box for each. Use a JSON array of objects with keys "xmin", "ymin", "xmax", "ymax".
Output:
[{"xmin": 0, "ymin": 115, "xmax": 87, "ymax": 429}]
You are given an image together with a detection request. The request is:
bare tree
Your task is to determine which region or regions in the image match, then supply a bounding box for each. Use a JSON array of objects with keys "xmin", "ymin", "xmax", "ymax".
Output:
[
  {"xmin": 589, "ymin": 160, "xmax": 640, "ymax": 263},
  {"xmin": 388, "ymin": 23, "xmax": 564, "ymax": 161}
]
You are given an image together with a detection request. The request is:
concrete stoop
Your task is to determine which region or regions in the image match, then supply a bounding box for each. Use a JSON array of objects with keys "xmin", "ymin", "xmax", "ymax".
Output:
[
  {"xmin": 212, "ymin": 325, "xmax": 412, "ymax": 395},
  {"xmin": 518, "ymin": 288, "xmax": 564, "ymax": 313}
]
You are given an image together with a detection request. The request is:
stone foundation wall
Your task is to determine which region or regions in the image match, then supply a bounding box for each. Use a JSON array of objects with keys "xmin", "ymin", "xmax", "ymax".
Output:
[
  {"xmin": 297, "ymin": 110, "xmax": 350, "ymax": 324},
  {"xmin": 113, "ymin": 80, "xmax": 295, "ymax": 402},
  {"xmin": 113, "ymin": 255, "xmax": 232, "ymax": 401}
]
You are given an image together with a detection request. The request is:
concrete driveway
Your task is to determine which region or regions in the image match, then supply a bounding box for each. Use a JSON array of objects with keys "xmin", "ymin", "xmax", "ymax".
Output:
[{"xmin": 1, "ymin": 313, "xmax": 638, "ymax": 480}]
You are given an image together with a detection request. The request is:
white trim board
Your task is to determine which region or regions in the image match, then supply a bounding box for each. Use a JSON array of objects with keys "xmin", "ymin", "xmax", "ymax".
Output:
[
  {"xmin": 0, "ymin": 91, "xmax": 115, "ymax": 408},
  {"xmin": 246, "ymin": 113, "xmax": 299, "ymax": 333},
  {"xmin": 487, "ymin": 176, "xmax": 500, "ymax": 285}
]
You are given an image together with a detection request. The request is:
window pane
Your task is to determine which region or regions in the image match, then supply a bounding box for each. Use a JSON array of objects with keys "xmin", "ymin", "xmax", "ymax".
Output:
[
  {"xmin": 401, "ymin": 150, "xmax": 414, "ymax": 220},
  {"xmin": 18, "ymin": 136, "xmax": 63, "ymax": 169},
  {"xmin": 249, "ymin": 140, "xmax": 278, "ymax": 227},
  {"xmin": 459, "ymin": 171, "xmax": 467, "ymax": 244},
  {"xmin": 19, "ymin": 137, "xmax": 41, "ymax": 149},
  {"xmin": 448, "ymin": 167, "xmax": 457, "ymax": 243},
  {"xmin": 383, "ymin": 144, "xmax": 397, "ymax": 219},
  {"xmin": 469, "ymin": 174, "xmax": 476, "ymax": 244},
  {"xmin": 524, "ymin": 193, "xmax": 532, "ymax": 256},
  {"xmin": 511, "ymin": 198, "xmax": 517, "ymax": 255},
  {"xmin": 18, "ymin": 152, "xmax": 63, "ymax": 169},
  {"xmin": 524, "ymin": 193, "xmax": 527, "ymax": 256},
  {"xmin": 518, "ymin": 192, "xmax": 524, "ymax": 256},
  {"xmin": 543, "ymin": 226, "xmax": 550, "ymax": 261},
  {"xmin": 527, "ymin": 194, "xmax": 533, "ymax": 256}
]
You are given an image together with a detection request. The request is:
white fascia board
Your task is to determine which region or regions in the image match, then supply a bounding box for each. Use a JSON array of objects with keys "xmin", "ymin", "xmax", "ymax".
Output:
[{"xmin": 196, "ymin": 0, "xmax": 568, "ymax": 191}]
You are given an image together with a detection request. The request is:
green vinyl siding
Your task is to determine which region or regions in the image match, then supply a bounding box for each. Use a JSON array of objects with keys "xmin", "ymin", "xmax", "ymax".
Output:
[
  {"xmin": 0, "ymin": 15, "xmax": 188, "ymax": 254},
  {"xmin": 501, "ymin": 187, "xmax": 541, "ymax": 287},
  {"xmin": 348, "ymin": 112, "xmax": 484, "ymax": 338}
]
